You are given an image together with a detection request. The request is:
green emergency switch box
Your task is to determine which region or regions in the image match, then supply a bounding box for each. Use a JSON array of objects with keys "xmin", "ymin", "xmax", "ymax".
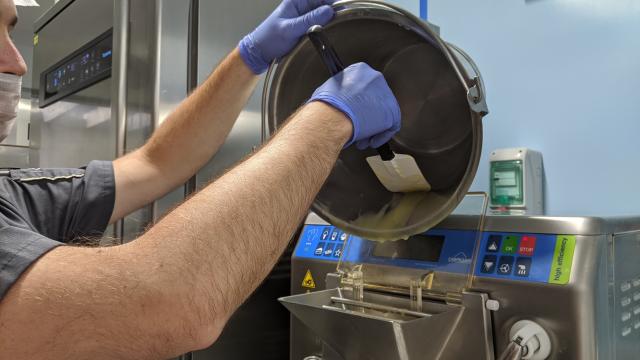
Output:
[
  {"xmin": 491, "ymin": 160, "xmax": 524, "ymax": 206},
  {"xmin": 489, "ymin": 148, "xmax": 544, "ymax": 216}
]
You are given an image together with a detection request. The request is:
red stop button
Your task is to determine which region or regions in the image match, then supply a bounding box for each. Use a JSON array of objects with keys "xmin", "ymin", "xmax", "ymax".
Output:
[{"xmin": 519, "ymin": 236, "xmax": 536, "ymax": 256}]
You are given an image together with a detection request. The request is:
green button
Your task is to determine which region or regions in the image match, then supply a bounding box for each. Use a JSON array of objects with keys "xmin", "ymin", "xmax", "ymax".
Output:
[{"xmin": 501, "ymin": 236, "xmax": 519, "ymax": 254}]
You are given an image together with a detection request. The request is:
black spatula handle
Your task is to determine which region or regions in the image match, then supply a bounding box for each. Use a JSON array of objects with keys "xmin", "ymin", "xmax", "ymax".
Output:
[
  {"xmin": 307, "ymin": 25, "xmax": 395, "ymax": 161},
  {"xmin": 307, "ymin": 25, "xmax": 345, "ymax": 76}
]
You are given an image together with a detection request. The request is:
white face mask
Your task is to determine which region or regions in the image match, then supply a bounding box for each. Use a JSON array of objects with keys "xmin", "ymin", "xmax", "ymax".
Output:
[{"xmin": 0, "ymin": 73, "xmax": 22, "ymax": 143}]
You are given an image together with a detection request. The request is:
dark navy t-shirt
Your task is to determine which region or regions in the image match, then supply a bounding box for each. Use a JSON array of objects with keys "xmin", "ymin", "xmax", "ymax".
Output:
[{"xmin": 0, "ymin": 161, "xmax": 115, "ymax": 300}]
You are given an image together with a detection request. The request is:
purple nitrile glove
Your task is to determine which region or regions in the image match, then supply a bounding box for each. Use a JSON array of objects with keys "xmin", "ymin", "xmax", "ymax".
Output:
[
  {"xmin": 239, "ymin": 0, "xmax": 337, "ymax": 74},
  {"xmin": 309, "ymin": 63, "xmax": 401, "ymax": 149}
]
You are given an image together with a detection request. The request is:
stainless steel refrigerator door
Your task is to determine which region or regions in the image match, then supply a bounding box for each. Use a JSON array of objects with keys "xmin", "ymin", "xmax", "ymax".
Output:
[
  {"xmin": 194, "ymin": 0, "xmax": 280, "ymax": 186},
  {"xmin": 30, "ymin": 0, "xmax": 115, "ymax": 169}
]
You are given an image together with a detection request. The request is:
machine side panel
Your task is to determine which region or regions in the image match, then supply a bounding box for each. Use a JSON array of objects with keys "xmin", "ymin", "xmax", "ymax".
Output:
[
  {"xmin": 473, "ymin": 234, "xmax": 605, "ymax": 360},
  {"xmin": 611, "ymin": 231, "xmax": 640, "ymax": 358}
]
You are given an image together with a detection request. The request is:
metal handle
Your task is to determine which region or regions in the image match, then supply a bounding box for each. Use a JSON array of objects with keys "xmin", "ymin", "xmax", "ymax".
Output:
[
  {"xmin": 112, "ymin": 0, "xmax": 130, "ymax": 242},
  {"xmin": 184, "ymin": 0, "xmax": 200, "ymax": 198},
  {"xmin": 307, "ymin": 25, "xmax": 345, "ymax": 76},
  {"xmin": 445, "ymin": 42, "xmax": 489, "ymax": 116},
  {"xmin": 498, "ymin": 341, "xmax": 524, "ymax": 360}
]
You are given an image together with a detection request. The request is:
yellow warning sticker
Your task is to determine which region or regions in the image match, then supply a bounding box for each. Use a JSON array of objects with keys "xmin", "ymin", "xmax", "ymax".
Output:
[
  {"xmin": 33, "ymin": 34, "xmax": 39, "ymax": 46},
  {"xmin": 302, "ymin": 270, "xmax": 316, "ymax": 289}
]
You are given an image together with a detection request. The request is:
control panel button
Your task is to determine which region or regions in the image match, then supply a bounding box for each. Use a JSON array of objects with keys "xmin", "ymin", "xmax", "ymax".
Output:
[
  {"xmin": 633, "ymin": 278, "xmax": 640, "ymax": 288},
  {"xmin": 486, "ymin": 235, "xmax": 501, "ymax": 253},
  {"xmin": 315, "ymin": 242, "xmax": 326, "ymax": 256},
  {"xmin": 515, "ymin": 258, "xmax": 532, "ymax": 277},
  {"xmin": 498, "ymin": 256, "xmax": 515, "ymax": 275},
  {"xmin": 323, "ymin": 243, "xmax": 335, "ymax": 257},
  {"xmin": 621, "ymin": 282, "xmax": 632, "ymax": 292},
  {"xmin": 321, "ymin": 228, "xmax": 331, "ymax": 241},
  {"xmin": 622, "ymin": 312, "xmax": 632, "ymax": 322},
  {"xmin": 519, "ymin": 236, "xmax": 537, "ymax": 256},
  {"xmin": 501, "ymin": 236, "xmax": 519, "ymax": 254},
  {"xmin": 481, "ymin": 255, "xmax": 497, "ymax": 274},
  {"xmin": 330, "ymin": 229, "xmax": 340, "ymax": 241},
  {"xmin": 340, "ymin": 232, "xmax": 349, "ymax": 242},
  {"xmin": 622, "ymin": 297, "xmax": 632, "ymax": 307},
  {"xmin": 334, "ymin": 244, "xmax": 343, "ymax": 258},
  {"xmin": 622, "ymin": 327, "xmax": 632, "ymax": 337}
]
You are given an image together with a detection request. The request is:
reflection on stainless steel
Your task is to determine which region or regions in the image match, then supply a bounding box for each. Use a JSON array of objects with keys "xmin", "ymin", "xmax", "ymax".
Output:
[
  {"xmin": 38, "ymin": 100, "xmax": 111, "ymax": 128},
  {"xmin": 0, "ymin": 145, "xmax": 29, "ymax": 168}
]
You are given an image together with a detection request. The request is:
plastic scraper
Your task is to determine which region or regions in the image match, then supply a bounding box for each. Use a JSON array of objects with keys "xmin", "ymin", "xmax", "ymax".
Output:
[{"xmin": 307, "ymin": 25, "xmax": 431, "ymax": 193}]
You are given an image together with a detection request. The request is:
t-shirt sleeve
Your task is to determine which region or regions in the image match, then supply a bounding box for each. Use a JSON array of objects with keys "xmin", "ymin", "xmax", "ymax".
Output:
[
  {"xmin": 1, "ymin": 161, "xmax": 116, "ymax": 242},
  {"xmin": 0, "ymin": 226, "xmax": 61, "ymax": 300}
]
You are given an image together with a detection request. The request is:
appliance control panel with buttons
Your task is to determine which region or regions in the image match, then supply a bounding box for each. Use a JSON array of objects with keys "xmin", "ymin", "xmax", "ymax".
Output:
[{"xmin": 294, "ymin": 225, "xmax": 575, "ymax": 285}]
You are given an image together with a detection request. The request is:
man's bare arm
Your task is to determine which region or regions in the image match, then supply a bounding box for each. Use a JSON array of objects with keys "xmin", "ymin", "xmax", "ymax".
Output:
[
  {"xmin": 0, "ymin": 102, "xmax": 352, "ymax": 359},
  {"xmin": 110, "ymin": 49, "xmax": 259, "ymax": 223}
]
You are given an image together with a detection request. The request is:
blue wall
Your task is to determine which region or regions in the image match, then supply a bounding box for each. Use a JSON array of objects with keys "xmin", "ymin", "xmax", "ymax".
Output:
[
  {"xmin": 425, "ymin": 0, "xmax": 640, "ymax": 216},
  {"xmin": 386, "ymin": 0, "xmax": 422, "ymax": 18}
]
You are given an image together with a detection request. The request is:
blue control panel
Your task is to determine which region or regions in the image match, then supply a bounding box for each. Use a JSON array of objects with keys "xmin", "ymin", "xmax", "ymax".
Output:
[
  {"xmin": 294, "ymin": 225, "xmax": 565, "ymax": 284},
  {"xmin": 475, "ymin": 232, "xmax": 558, "ymax": 284},
  {"xmin": 294, "ymin": 225, "xmax": 477, "ymax": 275}
]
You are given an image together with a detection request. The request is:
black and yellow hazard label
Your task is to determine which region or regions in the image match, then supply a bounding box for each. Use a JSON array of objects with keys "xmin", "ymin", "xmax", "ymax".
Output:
[
  {"xmin": 33, "ymin": 34, "xmax": 39, "ymax": 46},
  {"xmin": 302, "ymin": 270, "xmax": 316, "ymax": 289}
]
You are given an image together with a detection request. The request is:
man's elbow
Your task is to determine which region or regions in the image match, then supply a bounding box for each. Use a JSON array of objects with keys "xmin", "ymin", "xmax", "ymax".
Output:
[
  {"xmin": 188, "ymin": 319, "xmax": 226, "ymax": 352},
  {"xmin": 155, "ymin": 275, "xmax": 229, "ymax": 352}
]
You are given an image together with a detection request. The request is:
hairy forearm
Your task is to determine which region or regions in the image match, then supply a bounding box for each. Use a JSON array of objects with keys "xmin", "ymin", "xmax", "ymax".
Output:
[
  {"xmin": 111, "ymin": 49, "xmax": 259, "ymax": 222},
  {"xmin": 132, "ymin": 102, "xmax": 352, "ymax": 343},
  {"xmin": 0, "ymin": 102, "xmax": 351, "ymax": 359},
  {"xmin": 141, "ymin": 48, "xmax": 258, "ymax": 179}
]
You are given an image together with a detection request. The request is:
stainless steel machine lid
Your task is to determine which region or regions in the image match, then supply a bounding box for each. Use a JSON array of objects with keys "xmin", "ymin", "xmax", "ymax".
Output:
[{"xmin": 264, "ymin": 1, "xmax": 488, "ymax": 240}]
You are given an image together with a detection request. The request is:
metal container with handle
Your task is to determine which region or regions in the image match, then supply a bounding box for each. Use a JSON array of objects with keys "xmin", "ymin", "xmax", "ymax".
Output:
[{"xmin": 263, "ymin": 0, "xmax": 489, "ymax": 241}]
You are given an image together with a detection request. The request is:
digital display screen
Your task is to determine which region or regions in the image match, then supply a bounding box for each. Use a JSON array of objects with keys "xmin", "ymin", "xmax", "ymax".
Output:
[
  {"xmin": 372, "ymin": 235, "xmax": 445, "ymax": 262},
  {"xmin": 40, "ymin": 30, "xmax": 113, "ymax": 107}
]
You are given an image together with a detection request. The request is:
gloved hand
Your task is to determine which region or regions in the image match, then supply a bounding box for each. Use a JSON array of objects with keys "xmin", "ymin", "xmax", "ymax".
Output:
[
  {"xmin": 239, "ymin": 0, "xmax": 337, "ymax": 74},
  {"xmin": 309, "ymin": 63, "xmax": 401, "ymax": 149}
]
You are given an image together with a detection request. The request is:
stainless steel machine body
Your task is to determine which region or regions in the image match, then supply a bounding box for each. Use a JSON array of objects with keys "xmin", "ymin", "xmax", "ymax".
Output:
[{"xmin": 287, "ymin": 214, "xmax": 640, "ymax": 359}]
